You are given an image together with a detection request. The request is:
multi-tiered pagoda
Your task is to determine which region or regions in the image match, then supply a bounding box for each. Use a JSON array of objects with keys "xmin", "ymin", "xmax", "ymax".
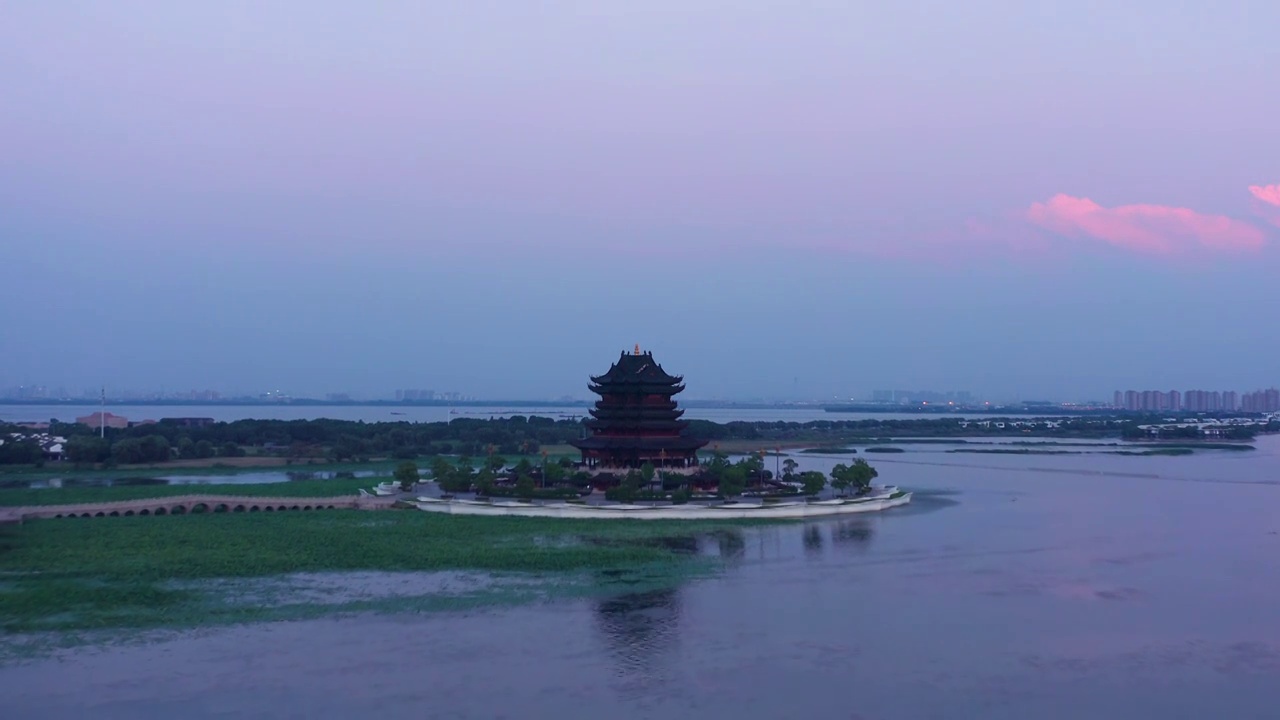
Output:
[{"xmin": 571, "ymin": 346, "xmax": 707, "ymax": 469}]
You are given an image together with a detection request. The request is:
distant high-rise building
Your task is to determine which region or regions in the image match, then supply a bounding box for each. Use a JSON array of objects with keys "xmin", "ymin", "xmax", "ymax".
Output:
[
  {"xmin": 395, "ymin": 389, "xmax": 438, "ymax": 402},
  {"xmin": 1115, "ymin": 387, "xmax": 1273, "ymax": 414},
  {"xmin": 1241, "ymin": 388, "xmax": 1280, "ymax": 413},
  {"xmin": 1185, "ymin": 390, "xmax": 1203, "ymax": 412}
]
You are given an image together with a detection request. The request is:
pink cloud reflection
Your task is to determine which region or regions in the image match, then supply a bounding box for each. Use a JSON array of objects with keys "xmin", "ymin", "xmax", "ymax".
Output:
[{"xmin": 1025, "ymin": 194, "xmax": 1266, "ymax": 255}]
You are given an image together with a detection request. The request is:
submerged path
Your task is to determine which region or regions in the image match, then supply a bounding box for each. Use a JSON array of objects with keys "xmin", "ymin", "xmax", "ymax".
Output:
[{"xmin": 0, "ymin": 494, "xmax": 400, "ymax": 524}]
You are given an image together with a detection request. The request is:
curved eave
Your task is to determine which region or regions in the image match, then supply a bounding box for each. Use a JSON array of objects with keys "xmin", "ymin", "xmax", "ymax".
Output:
[
  {"xmin": 589, "ymin": 375, "xmax": 684, "ymax": 387},
  {"xmin": 588, "ymin": 383, "xmax": 686, "ymax": 395},
  {"xmin": 584, "ymin": 419, "xmax": 691, "ymax": 431},
  {"xmin": 592, "ymin": 411, "xmax": 684, "ymax": 420}
]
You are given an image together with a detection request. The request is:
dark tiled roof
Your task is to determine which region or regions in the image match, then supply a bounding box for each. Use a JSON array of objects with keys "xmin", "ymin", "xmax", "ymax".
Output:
[
  {"xmin": 589, "ymin": 351, "xmax": 683, "ymax": 387},
  {"xmin": 588, "ymin": 407, "xmax": 685, "ymax": 421}
]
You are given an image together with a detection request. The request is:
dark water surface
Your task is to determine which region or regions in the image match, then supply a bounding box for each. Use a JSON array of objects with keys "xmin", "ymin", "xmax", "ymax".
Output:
[{"xmin": 3, "ymin": 438, "xmax": 1279, "ymax": 719}]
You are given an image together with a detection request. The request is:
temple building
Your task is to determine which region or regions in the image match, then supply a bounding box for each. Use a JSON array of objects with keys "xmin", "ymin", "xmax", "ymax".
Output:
[{"xmin": 571, "ymin": 346, "xmax": 708, "ymax": 469}]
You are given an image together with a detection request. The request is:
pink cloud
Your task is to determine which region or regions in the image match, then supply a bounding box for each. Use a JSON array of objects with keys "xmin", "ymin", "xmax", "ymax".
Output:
[
  {"xmin": 1249, "ymin": 184, "xmax": 1280, "ymax": 206},
  {"xmin": 1249, "ymin": 184, "xmax": 1280, "ymax": 228},
  {"xmin": 1026, "ymin": 194, "xmax": 1266, "ymax": 255}
]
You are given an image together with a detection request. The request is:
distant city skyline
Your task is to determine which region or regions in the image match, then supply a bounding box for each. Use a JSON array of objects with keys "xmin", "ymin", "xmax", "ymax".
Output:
[
  {"xmin": 1114, "ymin": 388, "xmax": 1280, "ymax": 414},
  {"xmin": 4, "ymin": 379, "xmax": 1278, "ymax": 408}
]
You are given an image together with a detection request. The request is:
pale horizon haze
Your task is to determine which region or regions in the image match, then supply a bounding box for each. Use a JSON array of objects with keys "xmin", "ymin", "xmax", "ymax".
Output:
[{"xmin": 2, "ymin": 2, "xmax": 1278, "ymax": 402}]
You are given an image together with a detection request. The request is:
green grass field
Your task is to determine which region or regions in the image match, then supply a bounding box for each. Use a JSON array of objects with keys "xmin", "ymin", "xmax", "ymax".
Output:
[
  {"xmin": 0, "ymin": 477, "xmax": 381, "ymax": 507},
  {"xmin": 0, "ymin": 511, "xmax": 767, "ymax": 636},
  {"xmin": 0, "ymin": 451, "xmax": 584, "ymax": 485},
  {"xmin": 0, "ymin": 459, "xmax": 400, "ymax": 482}
]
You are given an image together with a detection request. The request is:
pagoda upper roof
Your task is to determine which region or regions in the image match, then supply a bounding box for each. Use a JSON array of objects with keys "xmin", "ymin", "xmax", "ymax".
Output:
[{"xmin": 589, "ymin": 350, "xmax": 684, "ymax": 387}]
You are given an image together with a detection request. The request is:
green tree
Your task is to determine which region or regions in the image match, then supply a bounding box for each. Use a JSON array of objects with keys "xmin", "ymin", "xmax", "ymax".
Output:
[
  {"xmin": 194, "ymin": 439, "xmax": 216, "ymax": 459},
  {"xmin": 640, "ymin": 462, "xmax": 656, "ymax": 487},
  {"xmin": 514, "ymin": 458, "xmax": 533, "ymax": 476},
  {"xmin": 142, "ymin": 435, "xmax": 172, "ymax": 463},
  {"xmin": 439, "ymin": 458, "xmax": 475, "ymax": 493},
  {"xmin": 393, "ymin": 461, "xmax": 420, "ymax": 491},
  {"xmin": 458, "ymin": 459, "xmax": 474, "ymax": 478},
  {"xmin": 111, "ymin": 438, "xmax": 145, "ymax": 464},
  {"xmin": 475, "ymin": 468, "xmax": 496, "ymax": 496},
  {"xmin": 605, "ymin": 470, "xmax": 644, "ymax": 502},
  {"xmin": 799, "ymin": 471, "xmax": 826, "ymax": 496},
  {"xmin": 430, "ymin": 456, "xmax": 454, "ymax": 482},
  {"xmin": 515, "ymin": 474, "xmax": 536, "ymax": 498},
  {"xmin": 782, "ymin": 458, "xmax": 798, "ymax": 479},
  {"xmin": 0, "ymin": 438, "xmax": 42, "ymax": 465},
  {"xmin": 65, "ymin": 436, "xmax": 110, "ymax": 464},
  {"xmin": 719, "ymin": 464, "xmax": 747, "ymax": 498},
  {"xmin": 177, "ymin": 437, "xmax": 197, "ymax": 460},
  {"xmin": 544, "ymin": 461, "xmax": 566, "ymax": 485},
  {"xmin": 485, "ymin": 455, "xmax": 507, "ymax": 473},
  {"xmin": 704, "ymin": 451, "xmax": 730, "ymax": 481},
  {"xmin": 829, "ymin": 463, "xmax": 852, "ymax": 496},
  {"xmin": 849, "ymin": 458, "xmax": 878, "ymax": 494},
  {"xmin": 830, "ymin": 459, "xmax": 878, "ymax": 496},
  {"xmin": 327, "ymin": 439, "xmax": 359, "ymax": 462}
]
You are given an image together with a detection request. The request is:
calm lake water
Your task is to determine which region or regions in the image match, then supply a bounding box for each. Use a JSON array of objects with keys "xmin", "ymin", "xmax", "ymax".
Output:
[{"xmin": 3, "ymin": 437, "xmax": 1278, "ymax": 718}]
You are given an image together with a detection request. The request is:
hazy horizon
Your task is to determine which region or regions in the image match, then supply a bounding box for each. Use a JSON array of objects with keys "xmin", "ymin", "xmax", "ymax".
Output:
[
  {"xmin": 4, "ymin": 3, "xmax": 1278, "ymax": 401},
  {"xmin": 2, "ymin": 372, "xmax": 1276, "ymax": 406}
]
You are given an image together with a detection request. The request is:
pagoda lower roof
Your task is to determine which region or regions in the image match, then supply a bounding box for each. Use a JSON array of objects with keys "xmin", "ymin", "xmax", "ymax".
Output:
[
  {"xmin": 589, "ymin": 408, "xmax": 684, "ymax": 420},
  {"xmin": 585, "ymin": 420, "xmax": 690, "ymax": 432},
  {"xmin": 589, "ymin": 383, "xmax": 685, "ymax": 396},
  {"xmin": 570, "ymin": 436, "xmax": 709, "ymax": 451}
]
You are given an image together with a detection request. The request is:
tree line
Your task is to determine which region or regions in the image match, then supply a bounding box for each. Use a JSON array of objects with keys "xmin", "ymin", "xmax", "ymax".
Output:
[
  {"xmin": 2, "ymin": 411, "xmax": 1271, "ymax": 467},
  {"xmin": 403, "ymin": 451, "xmax": 882, "ymax": 503}
]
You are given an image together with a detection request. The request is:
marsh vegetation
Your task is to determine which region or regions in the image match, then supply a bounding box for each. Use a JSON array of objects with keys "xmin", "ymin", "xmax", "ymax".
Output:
[{"xmin": 0, "ymin": 512, "xmax": 766, "ymax": 636}]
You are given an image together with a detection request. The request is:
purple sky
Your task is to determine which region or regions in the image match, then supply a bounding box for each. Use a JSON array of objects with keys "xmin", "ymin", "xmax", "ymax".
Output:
[{"xmin": 2, "ymin": 2, "xmax": 1278, "ymax": 401}]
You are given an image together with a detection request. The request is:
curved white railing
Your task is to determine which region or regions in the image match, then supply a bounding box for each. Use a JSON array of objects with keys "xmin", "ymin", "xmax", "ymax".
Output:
[{"xmin": 410, "ymin": 492, "xmax": 911, "ymax": 520}]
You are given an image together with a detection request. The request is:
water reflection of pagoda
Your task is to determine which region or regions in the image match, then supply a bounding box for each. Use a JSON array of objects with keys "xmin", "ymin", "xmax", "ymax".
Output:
[
  {"xmin": 571, "ymin": 346, "xmax": 708, "ymax": 469},
  {"xmin": 593, "ymin": 588, "xmax": 683, "ymax": 689}
]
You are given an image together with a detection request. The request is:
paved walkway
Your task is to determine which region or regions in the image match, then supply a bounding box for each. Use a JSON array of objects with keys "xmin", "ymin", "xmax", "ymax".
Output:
[{"xmin": 0, "ymin": 494, "xmax": 401, "ymax": 524}]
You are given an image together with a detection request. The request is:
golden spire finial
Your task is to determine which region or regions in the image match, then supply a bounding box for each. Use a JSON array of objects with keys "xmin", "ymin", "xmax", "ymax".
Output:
[{"xmin": 634, "ymin": 343, "xmax": 641, "ymax": 355}]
